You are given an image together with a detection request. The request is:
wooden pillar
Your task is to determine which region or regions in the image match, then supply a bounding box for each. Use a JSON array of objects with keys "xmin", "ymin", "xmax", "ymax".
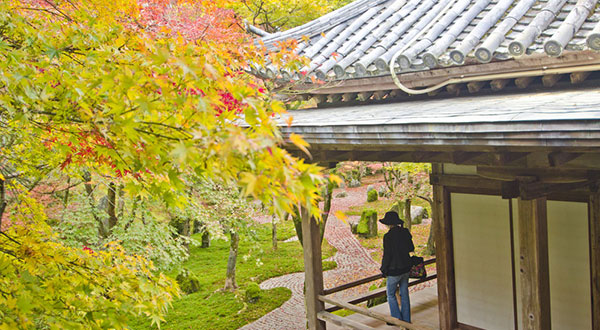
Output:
[
  {"xmin": 301, "ymin": 207, "xmax": 326, "ymax": 330},
  {"xmin": 432, "ymin": 164, "xmax": 457, "ymax": 330},
  {"xmin": 590, "ymin": 193, "xmax": 600, "ymax": 330},
  {"xmin": 517, "ymin": 197, "xmax": 551, "ymax": 330}
]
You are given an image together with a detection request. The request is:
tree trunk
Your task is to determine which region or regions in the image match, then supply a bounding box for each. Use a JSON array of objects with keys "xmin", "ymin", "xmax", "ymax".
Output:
[
  {"xmin": 117, "ymin": 185, "xmax": 125, "ymax": 219},
  {"xmin": 224, "ymin": 231, "xmax": 239, "ymax": 291},
  {"xmin": 63, "ymin": 177, "xmax": 71, "ymax": 205},
  {"xmin": 182, "ymin": 217, "xmax": 191, "ymax": 252},
  {"xmin": 0, "ymin": 177, "xmax": 6, "ymax": 229},
  {"xmin": 421, "ymin": 198, "xmax": 436, "ymax": 255},
  {"xmin": 272, "ymin": 215, "xmax": 277, "ymax": 251},
  {"xmin": 404, "ymin": 198, "xmax": 412, "ymax": 232},
  {"xmin": 83, "ymin": 171, "xmax": 108, "ymax": 238},
  {"xmin": 107, "ymin": 182, "xmax": 118, "ymax": 231},
  {"xmin": 201, "ymin": 231, "xmax": 210, "ymax": 248}
]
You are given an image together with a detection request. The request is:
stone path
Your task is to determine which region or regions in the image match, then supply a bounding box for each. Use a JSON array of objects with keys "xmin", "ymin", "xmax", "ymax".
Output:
[{"xmin": 240, "ymin": 181, "xmax": 435, "ymax": 330}]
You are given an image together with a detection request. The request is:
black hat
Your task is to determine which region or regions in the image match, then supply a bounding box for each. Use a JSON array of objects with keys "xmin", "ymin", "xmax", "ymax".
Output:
[{"xmin": 379, "ymin": 211, "xmax": 404, "ymax": 226}]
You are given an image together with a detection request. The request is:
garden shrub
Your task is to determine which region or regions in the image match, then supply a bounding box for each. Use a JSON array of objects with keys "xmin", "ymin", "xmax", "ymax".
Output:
[
  {"xmin": 176, "ymin": 269, "xmax": 201, "ymax": 294},
  {"xmin": 367, "ymin": 189, "xmax": 378, "ymax": 202},
  {"xmin": 357, "ymin": 209, "xmax": 377, "ymax": 238},
  {"xmin": 245, "ymin": 282, "xmax": 262, "ymax": 303}
]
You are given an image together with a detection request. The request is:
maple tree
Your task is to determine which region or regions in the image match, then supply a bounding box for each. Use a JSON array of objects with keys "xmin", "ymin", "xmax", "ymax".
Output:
[
  {"xmin": 382, "ymin": 163, "xmax": 434, "ymax": 254},
  {"xmin": 0, "ymin": 0, "xmax": 333, "ymax": 327},
  {"xmin": 231, "ymin": 0, "xmax": 352, "ymax": 33}
]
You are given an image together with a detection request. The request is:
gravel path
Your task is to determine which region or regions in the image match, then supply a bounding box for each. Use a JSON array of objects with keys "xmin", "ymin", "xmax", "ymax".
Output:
[{"xmin": 240, "ymin": 180, "xmax": 435, "ymax": 330}]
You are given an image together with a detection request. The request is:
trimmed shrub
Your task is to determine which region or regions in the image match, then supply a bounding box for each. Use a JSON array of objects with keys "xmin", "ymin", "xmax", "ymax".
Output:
[
  {"xmin": 357, "ymin": 209, "xmax": 377, "ymax": 238},
  {"xmin": 176, "ymin": 269, "xmax": 201, "ymax": 294},
  {"xmin": 245, "ymin": 282, "xmax": 262, "ymax": 303},
  {"xmin": 367, "ymin": 189, "xmax": 378, "ymax": 202}
]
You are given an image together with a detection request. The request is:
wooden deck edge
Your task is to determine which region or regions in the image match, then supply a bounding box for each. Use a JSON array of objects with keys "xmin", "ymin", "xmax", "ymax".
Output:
[
  {"xmin": 319, "ymin": 295, "xmax": 434, "ymax": 330},
  {"xmin": 317, "ymin": 311, "xmax": 376, "ymax": 330}
]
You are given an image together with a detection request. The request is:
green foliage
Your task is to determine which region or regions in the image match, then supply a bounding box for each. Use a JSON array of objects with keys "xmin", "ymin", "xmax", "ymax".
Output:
[
  {"xmin": 0, "ymin": 194, "xmax": 179, "ymax": 329},
  {"xmin": 176, "ymin": 269, "xmax": 201, "ymax": 294},
  {"xmin": 129, "ymin": 220, "xmax": 337, "ymax": 329},
  {"xmin": 367, "ymin": 189, "xmax": 378, "ymax": 202},
  {"xmin": 366, "ymin": 279, "xmax": 387, "ymax": 307},
  {"xmin": 231, "ymin": 0, "xmax": 352, "ymax": 32},
  {"xmin": 55, "ymin": 189, "xmax": 190, "ymax": 271},
  {"xmin": 357, "ymin": 209, "xmax": 377, "ymax": 238},
  {"xmin": 245, "ymin": 282, "xmax": 262, "ymax": 303}
]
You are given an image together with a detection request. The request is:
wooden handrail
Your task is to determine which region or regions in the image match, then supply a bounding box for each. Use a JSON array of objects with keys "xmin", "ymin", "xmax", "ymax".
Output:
[
  {"xmin": 323, "ymin": 258, "xmax": 436, "ymax": 296},
  {"xmin": 325, "ymin": 274, "xmax": 438, "ymax": 313},
  {"xmin": 323, "ymin": 273, "xmax": 383, "ymax": 295},
  {"xmin": 319, "ymin": 295, "xmax": 434, "ymax": 330}
]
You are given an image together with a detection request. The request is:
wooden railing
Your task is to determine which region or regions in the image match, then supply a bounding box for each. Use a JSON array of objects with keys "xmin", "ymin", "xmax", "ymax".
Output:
[{"xmin": 318, "ymin": 258, "xmax": 437, "ymax": 330}]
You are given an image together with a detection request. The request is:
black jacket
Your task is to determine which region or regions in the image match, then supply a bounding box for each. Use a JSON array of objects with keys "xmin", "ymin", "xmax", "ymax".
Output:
[{"xmin": 380, "ymin": 226, "xmax": 415, "ymax": 277}]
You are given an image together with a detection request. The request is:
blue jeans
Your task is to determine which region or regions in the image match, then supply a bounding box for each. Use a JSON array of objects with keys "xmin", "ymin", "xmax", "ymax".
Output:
[{"xmin": 386, "ymin": 272, "xmax": 410, "ymax": 323}]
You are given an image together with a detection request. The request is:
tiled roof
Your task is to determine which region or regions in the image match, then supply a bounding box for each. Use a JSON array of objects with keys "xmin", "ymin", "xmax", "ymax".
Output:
[
  {"xmin": 260, "ymin": 0, "xmax": 600, "ymax": 81},
  {"xmin": 275, "ymin": 88, "xmax": 600, "ymax": 149}
]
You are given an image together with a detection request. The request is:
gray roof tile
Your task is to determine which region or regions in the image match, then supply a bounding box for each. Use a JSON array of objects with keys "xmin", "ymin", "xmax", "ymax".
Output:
[{"xmin": 261, "ymin": 0, "xmax": 600, "ymax": 80}]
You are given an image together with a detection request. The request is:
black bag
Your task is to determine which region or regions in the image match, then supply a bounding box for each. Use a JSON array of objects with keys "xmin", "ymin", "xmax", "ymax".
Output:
[{"xmin": 409, "ymin": 256, "xmax": 426, "ymax": 279}]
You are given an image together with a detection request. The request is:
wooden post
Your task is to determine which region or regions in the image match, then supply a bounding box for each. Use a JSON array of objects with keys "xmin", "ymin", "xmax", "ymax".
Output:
[
  {"xmin": 517, "ymin": 197, "xmax": 551, "ymax": 330},
  {"xmin": 432, "ymin": 164, "xmax": 457, "ymax": 330},
  {"xmin": 302, "ymin": 207, "xmax": 326, "ymax": 330},
  {"xmin": 590, "ymin": 192, "xmax": 600, "ymax": 330}
]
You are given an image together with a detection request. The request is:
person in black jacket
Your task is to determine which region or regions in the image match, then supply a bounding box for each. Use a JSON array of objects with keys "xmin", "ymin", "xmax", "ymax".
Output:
[{"xmin": 379, "ymin": 211, "xmax": 415, "ymax": 323}]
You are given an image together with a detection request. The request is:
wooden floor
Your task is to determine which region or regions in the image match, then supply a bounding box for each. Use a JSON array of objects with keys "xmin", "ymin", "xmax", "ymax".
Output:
[{"xmin": 326, "ymin": 285, "xmax": 440, "ymax": 329}]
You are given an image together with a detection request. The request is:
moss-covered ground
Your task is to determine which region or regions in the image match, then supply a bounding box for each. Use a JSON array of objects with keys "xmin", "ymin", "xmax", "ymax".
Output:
[{"xmin": 129, "ymin": 219, "xmax": 337, "ymax": 330}]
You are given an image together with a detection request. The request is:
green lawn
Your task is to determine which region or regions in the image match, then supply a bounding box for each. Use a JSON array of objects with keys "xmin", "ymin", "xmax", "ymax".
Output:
[{"xmin": 129, "ymin": 219, "xmax": 337, "ymax": 330}]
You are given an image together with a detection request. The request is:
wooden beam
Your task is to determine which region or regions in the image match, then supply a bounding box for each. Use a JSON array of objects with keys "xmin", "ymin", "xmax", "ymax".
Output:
[
  {"xmin": 451, "ymin": 151, "xmax": 484, "ymax": 164},
  {"xmin": 328, "ymin": 94, "xmax": 342, "ymax": 104},
  {"xmin": 519, "ymin": 180, "xmax": 596, "ymax": 200},
  {"xmin": 548, "ymin": 152, "xmax": 582, "ymax": 167},
  {"xmin": 342, "ymin": 93, "xmax": 357, "ymax": 102},
  {"xmin": 590, "ymin": 192, "xmax": 600, "ymax": 330},
  {"xmin": 372, "ymin": 90, "xmax": 388, "ymax": 100},
  {"xmin": 467, "ymin": 81, "xmax": 486, "ymax": 93},
  {"xmin": 492, "ymin": 152, "xmax": 529, "ymax": 166},
  {"xmin": 542, "ymin": 74, "xmax": 562, "ymax": 87},
  {"xmin": 477, "ymin": 166, "xmax": 598, "ymax": 183},
  {"xmin": 295, "ymin": 51, "xmax": 600, "ymax": 94},
  {"xmin": 515, "ymin": 76, "xmax": 535, "ymax": 89},
  {"xmin": 446, "ymin": 83, "xmax": 463, "ymax": 96},
  {"xmin": 570, "ymin": 71, "xmax": 591, "ymax": 84},
  {"xmin": 318, "ymin": 295, "xmax": 432, "ymax": 330},
  {"xmin": 357, "ymin": 92, "xmax": 372, "ymax": 101},
  {"xmin": 490, "ymin": 79, "xmax": 510, "ymax": 91},
  {"xmin": 302, "ymin": 208, "xmax": 326, "ymax": 330},
  {"xmin": 430, "ymin": 173, "xmax": 502, "ymax": 191},
  {"xmin": 518, "ymin": 197, "xmax": 551, "ymax": 330},
  {"xmin": 314, "ymin": 94, "xmax": 328, "ymax": 106},
  {"xmin": 317, "ymin": 311, "xmax": 375, "ymax": 330},
  {"xmin": 432, "ymin": 164, "xmax": 458, "ymax": 330}
]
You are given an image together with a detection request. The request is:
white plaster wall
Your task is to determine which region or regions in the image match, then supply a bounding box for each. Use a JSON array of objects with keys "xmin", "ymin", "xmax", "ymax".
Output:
[
  {"xmin": 547, "ymin": 201, "xmax": 591, "ymax": 330},
  {"xmin": 451, "ymin": 193, "xmax": 515, "ymax": 330}
]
